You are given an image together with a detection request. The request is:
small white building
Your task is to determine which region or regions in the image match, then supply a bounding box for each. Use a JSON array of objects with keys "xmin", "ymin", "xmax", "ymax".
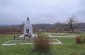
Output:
[{"xmin": 23, "ymin": 17, "xmax": 33, "ymax": 36}]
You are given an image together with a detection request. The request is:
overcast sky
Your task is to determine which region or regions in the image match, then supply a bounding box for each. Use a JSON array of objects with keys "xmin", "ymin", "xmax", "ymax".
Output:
[{"xmin": 0, "ymin": 0, "xmax": 85, "ymax": 25}]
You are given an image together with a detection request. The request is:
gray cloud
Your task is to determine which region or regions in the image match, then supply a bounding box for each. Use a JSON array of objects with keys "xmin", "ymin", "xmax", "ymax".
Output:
[{"xmin": 0, "ymin": 0, "xmax": 85, "ymax": 25}]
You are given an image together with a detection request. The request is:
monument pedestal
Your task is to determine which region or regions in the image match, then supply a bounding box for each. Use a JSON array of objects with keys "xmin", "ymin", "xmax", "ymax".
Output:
[{"xmin": 15, "ymin": 34, "xmax": 37, "ymax": 40}]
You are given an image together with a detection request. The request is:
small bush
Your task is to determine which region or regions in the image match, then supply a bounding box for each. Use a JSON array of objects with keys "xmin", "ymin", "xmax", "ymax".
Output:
[
  {"xmin": 76, "ymin": 36, "xmax": 84, "ymax": 44},
  {"xmin": 76, "ymin": 36, "xmax": 85, "ymax": 44},
  {"xmin": 34, "ymin": 33, "xmax": 50, "ymax": 52}
]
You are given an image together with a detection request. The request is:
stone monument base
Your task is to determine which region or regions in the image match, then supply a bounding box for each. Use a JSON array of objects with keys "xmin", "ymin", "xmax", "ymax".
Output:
[{"xmin": 14, "ymin": 34, "xmax": 38, "ymax": 40}]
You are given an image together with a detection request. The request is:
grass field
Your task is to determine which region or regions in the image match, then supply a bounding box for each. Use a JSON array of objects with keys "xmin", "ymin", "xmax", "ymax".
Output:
[{"xmin": 0, "ymin": 33, "xmax": 85, "ymax": 55}]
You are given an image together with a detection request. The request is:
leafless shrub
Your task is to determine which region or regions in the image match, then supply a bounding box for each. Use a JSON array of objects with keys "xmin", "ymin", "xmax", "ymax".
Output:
[
  {"xmin": 76, "ymin": 36, "xmax": 84, "ymax": 44},
  {"xmin": 34, "ymin": 33, "xmax": 50, "ymax": 52}
]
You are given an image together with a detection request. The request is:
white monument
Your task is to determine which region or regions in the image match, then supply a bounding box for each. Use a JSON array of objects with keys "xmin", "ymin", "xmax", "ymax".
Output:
[
  {"xmin": 23, "ymin": 17, "xmax": 33, "ymax": 36},
  {"xmin": 15, "ymin": 17, "xmax": 33, "ymax": 39}
]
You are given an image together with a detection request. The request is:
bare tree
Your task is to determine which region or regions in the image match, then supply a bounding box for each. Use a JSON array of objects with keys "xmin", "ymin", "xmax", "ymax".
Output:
[{"xmin": 67, "ymin": 15, "xmax": 78, "ymax": 33}]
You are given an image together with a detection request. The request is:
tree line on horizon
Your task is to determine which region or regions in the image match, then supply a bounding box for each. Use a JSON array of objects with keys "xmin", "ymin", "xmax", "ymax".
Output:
[
  {"xmin": 0, "ymin": 22, "xmax": 85, "ymax": 34},
  {"xmin": 0, "ymin": 15, "xmax": 85, "ymax": 34}
]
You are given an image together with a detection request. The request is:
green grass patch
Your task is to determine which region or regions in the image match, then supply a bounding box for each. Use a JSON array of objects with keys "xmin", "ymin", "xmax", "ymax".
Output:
[
  {"xmin": 0, "ymin": 33, "xmax": 85, "ymax": 55},
  {"xmin": 6, "ymin": 39, "xmax": 58, "ymax": 44},
  {"xmin": 0, "ymin": 34, "xmax": 14, "ymax": 45}
]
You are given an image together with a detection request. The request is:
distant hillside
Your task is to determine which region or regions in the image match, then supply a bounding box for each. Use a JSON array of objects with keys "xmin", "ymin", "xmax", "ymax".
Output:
[
  {"xmin": 0, "ymin": 25, "xmax": 20, "ymax": 29},
  {"xmin": 0, "ymin": 23, "xmax": 85, "ymax": 34},
  {"xmin": 33, "ymin": 24, "xmax": 53, "ymax": 30},
  {"xmin": 77, "ymin": 23, "xmax": 85, "ymax": 29},
  {"xmin": 0, "ymin": 23, "xmax": 85, "ymax": 29}
]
